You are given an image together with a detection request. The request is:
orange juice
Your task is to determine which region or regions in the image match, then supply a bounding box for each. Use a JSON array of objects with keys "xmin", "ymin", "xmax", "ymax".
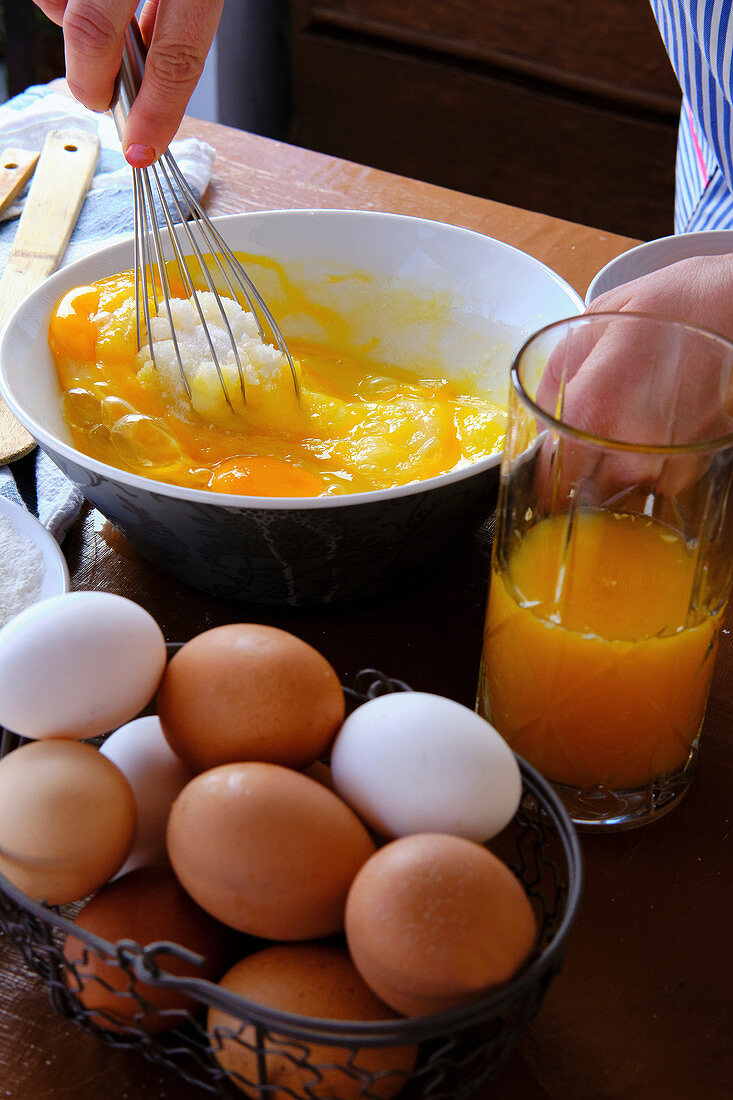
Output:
[{"xmin": 479, "ymin": 511, "xmax": 719, "ymax": 790}]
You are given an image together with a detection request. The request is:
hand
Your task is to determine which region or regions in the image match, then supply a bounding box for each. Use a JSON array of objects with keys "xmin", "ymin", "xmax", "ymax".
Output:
[
  {"xmin": 585, "ymin": 253, "xmax": 733, "ymax": 341},
  {"xmin": 534, "ymin": 254, "xmax": 733, "ymax": 501},
  {"xmin": 539, "ymin": 253, "xmax": 733, "ymax": 430},
  {"xmin": 33, "ymin": 0, "xmax": 225, "ymax": 167}
]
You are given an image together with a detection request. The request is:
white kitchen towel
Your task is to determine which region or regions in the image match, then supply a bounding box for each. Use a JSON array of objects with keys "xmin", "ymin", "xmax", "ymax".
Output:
[
  {"xmin": 0, "ymin": 83, "xmax": 216, "ymax": 542},
  {"xmin": 0, "ymin": 451, "xmax": 83, "ymax": 544},
  {"xmin": 0, "ymin": 84, "xmax": 216, "ymax": 261}
]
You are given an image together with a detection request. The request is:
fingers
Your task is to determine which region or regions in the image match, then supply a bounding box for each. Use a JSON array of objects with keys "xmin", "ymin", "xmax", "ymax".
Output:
[
  {"xmin": 532, "ymin": 314, "xmax": 733, "ymax": 508},
  {"xmin": 532, "ymin": 326, "xmax": 658, "ymax": 511},
  {"xmin": 121, "ymin": 0, "xmax": 225, "ymax": 165},
  {"xmin": 32, "ymin": 0, "xmax": 67, "ymax": 27},
  {"xmin": 583, "ymin": 283, "xmax": 634, "ymax": 315},
  {"xmin": 535, "ymin": 319, "xmax": 606, "ymax": 417},
  {"xmin": 137, "ymin": 1, "xmax": 161, "ymax": 47},
  {"xmin": 62, "ymin": 0, "xmax": 140, "ymax": 112},
  {"xmin": 530, "ymin": 262, "xmax": 733, "ymax": 513},
  {"xmin": 33, "ymin": 0, "xmax": 223, "ymax": 168}
]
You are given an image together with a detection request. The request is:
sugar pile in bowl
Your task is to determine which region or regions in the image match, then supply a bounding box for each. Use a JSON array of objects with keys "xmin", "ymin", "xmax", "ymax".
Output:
[
  {"xmin": 136, "ymin": 294, "xmax": 295, "ymax": 423},
  {"xmin": 0, "ymin": 516, "xmax": 44, "ymax": 628}
]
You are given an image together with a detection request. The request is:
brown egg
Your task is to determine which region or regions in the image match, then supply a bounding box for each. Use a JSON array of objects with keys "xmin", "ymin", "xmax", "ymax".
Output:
[
  {"xmin": 167, "ymin": 762, "xmax": 375, "ymax": 939},
  {"xmin": 345, "ymin": 833, "xmax": 538, "ymax": 1016},
  {"xmin": 207, "ymin": 944, "xmax": 417, "ymax": 1099},
  {"xmin": 64, "ymin": 867, "xmax": 232, "ymax": 1032},
  {"xmin": 157, "ymin": 624, "xmax": 345, "ymax": 772},
  {"xmin": 0, "ymin": 740, "xmax": 136, "ymax": 905}
]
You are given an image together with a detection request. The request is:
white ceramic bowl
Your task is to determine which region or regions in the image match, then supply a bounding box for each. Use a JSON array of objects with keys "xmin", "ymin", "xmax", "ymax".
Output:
[
  {"xmin": 586, "ymin": 229, "xmax": 733, "ymax": 304},
  {"xmin": 0, "ymin": 209, "xmax": 582, "ymax": 604}
]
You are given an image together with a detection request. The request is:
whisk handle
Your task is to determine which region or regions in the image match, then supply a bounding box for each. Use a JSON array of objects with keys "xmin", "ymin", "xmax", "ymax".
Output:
[{"xmin": 111, "ymin": 19, "xmax": 147, "ymax": 140}]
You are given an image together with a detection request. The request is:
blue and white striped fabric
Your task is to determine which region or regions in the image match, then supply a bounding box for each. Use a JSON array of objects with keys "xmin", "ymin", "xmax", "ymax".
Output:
[{"xmin": 650, "ymin": 0, "xmax": 733, "ymax": 231}]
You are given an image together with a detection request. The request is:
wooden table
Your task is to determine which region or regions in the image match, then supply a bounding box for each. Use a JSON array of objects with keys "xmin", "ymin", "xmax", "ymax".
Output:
[{"xmin": 1, "ymin": 117, "xmax": 731, "ymax": 1100}]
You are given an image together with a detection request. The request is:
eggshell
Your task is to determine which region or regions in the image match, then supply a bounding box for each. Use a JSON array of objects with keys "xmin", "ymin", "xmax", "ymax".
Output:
[
  {"xmin": 207, "ymin": 944, "xmax": 417, "ymax": 1099},
  {"xmin": 0, "ymin": 740, "xmax": 136, "ymax": 904},
  {"xmin": 157, "ymin": 624, "xmax": 344, "ymax": 772},
  {"xmin": 100, "ymin": 716, "xmax": 192, "ymax": 878},
  {"xmin": 167, "ymin": 762, "xmax": 375, "ymax": 939},
  {"xmin": 65, "ymin": 867, "xmax": 232, "ymax": 1032},
  {"xmin": 345, "ymin": 833, "xmax": 538, "ymax": 1017},
  {"xmin": 330, "ymin": 691, "xmax": 522, "ymax": 842},
  {"xmin": 0, "ymin": 591, "xmax": 167, "ymax": 738}
]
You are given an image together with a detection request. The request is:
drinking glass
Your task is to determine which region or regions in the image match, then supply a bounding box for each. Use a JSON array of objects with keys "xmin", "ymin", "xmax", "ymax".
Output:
[{"xmin": 477, "ymin": 313, "xmax": 733, "ymax": 830}]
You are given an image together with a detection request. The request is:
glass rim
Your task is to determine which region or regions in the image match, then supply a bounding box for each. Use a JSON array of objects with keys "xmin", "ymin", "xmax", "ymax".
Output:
[{"xmin": 511, "ymin": 311, "xmax": 733, "ymax": 455}]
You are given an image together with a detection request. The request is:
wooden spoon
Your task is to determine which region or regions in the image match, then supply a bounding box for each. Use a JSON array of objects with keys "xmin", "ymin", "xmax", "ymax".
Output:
[{"xmin": 0, "ymin": 129, "xmax": 100, "ymax": 465}]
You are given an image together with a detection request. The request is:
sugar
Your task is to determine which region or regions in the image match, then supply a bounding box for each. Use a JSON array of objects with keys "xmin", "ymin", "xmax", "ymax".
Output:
[
  {"xmin": 136, "ymin": 293, "xmax": 291, "ymax": 422},
  {"xmin": 0, "ymin": 513, "xmax": 45, "ymax": 628}
]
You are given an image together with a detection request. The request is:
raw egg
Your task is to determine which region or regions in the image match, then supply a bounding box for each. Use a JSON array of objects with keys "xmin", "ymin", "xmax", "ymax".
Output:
[
  {"xmin": 0, "ymin": 740, "xmax": 136, "ymax": 904},
  {"xmin": 100, "ymin": 716, "xmax": 192, "ymax": 878},
  {"xmin": 330, "ymin": 691, "xmax": 522, "ymax": 841},
  {"xmin": 49, "ymin": 283, "xmax": 101, "ymax": 367},
  {"xmin": 167, "ymin": 762, "xmax": 375, "ymax": 939},
  {"xmin": 157, "ymin": 624, "xmax": 345, "ymax": 772},
  {"xmin": 207, "ymin": 455, "xmax": 326, "ymax": 496},
  {"xmin": 207, "ymin": 944, "xmax": 417, "ymax": 1099},
  {"xmin": 0, "ymin": 591, "xmax": 166, "ymax": 739},
  {"xmin": 345, "ymin": 833, "xmax": 538, "ymax": 1016},
  {"xmin": 49, "ymin": 267, "xmax": 506, "ymax": 497},
  {"xmin": 65, "ymin": 866, "xmax": 232, "ymax": 1032}
]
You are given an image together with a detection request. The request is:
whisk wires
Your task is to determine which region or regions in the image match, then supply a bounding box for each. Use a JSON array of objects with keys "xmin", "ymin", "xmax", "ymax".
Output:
[{"xmin": 113, "ymin": 19, "xmax": 300, "ymax": 412}]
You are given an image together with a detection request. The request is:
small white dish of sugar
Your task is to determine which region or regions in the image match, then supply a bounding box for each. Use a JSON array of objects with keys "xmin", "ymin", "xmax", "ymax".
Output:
[{"xmin": 0, "ymin": 496, "xmax": 70, "ymax": 629}]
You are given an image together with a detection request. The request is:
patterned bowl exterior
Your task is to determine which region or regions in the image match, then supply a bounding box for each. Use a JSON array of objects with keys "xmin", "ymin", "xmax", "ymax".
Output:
[{"xmin": 46, "ymin": 443, "xmax": 499, "ymax": 604}]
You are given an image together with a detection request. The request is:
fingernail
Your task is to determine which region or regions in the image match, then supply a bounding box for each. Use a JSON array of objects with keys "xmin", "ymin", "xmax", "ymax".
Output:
[{"xmin": 124, "ymin": 143, "xmax": 156, "ymax": 168}]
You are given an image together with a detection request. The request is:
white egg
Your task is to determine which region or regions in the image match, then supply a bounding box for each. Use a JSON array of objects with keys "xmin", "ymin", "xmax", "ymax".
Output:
[
  {"xmin": 330, "ymin": 691, "xmax": 522, "ymax": 842},
  {"xmin": 0, "ymin": 591, "xmax": 167, "ymax": 739},
  {"xmin": 101, "ymin": 716, "xmax": 192, "ymax": 878}
]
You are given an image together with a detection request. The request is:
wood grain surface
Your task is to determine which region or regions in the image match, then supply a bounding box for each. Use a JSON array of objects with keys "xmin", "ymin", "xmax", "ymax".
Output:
[
  {"xmin": 1, "ymin": 117, "xmax": 731, "ymax": 1100},
  {"xmin": 302, "ymin": 0, "xmax": 682, "ymax": 106}
]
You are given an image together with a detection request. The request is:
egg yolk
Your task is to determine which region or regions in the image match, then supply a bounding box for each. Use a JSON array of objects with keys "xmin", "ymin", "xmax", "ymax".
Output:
[
  {"xmin": 208, "ymin": 456, "xmax": 326, "ymax": 497},
  {"xmin": 50, "ymin": 285, "xmax": 101, "ymax": 376},
  {"xmin": 48, "ymin": 262, "xmax": 506, "ymax": 497}
]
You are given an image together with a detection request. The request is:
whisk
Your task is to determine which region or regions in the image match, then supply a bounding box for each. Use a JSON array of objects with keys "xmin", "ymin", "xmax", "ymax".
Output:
[{"xmin": 111, "ymin": 19, "xmax": 299, "ymax": 411}]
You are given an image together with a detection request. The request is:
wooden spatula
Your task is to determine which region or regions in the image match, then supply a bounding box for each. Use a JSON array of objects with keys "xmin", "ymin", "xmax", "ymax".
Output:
[
  {"xmin": 0, "ymin": 148, "xmax": 39, "ymax": 220},
  {"xmin": 0, "ymin": 128, "xmax": 100, "ymax": 465}
]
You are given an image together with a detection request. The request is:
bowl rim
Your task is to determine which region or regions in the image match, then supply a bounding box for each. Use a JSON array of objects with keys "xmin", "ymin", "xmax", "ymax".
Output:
[
  {"xmin": 586, "ymin": 228, "xmax": 733, "ymax": 304},
  {"xmin": 0, "ymin": 207, "xmax": 583, "ymax": 510}
]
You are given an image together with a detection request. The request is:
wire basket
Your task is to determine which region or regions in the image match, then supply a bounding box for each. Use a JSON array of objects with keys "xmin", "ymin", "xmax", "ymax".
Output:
[{"xmin": 0, "ymin": 668, "xmax": 582, "ymax": 1099}]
